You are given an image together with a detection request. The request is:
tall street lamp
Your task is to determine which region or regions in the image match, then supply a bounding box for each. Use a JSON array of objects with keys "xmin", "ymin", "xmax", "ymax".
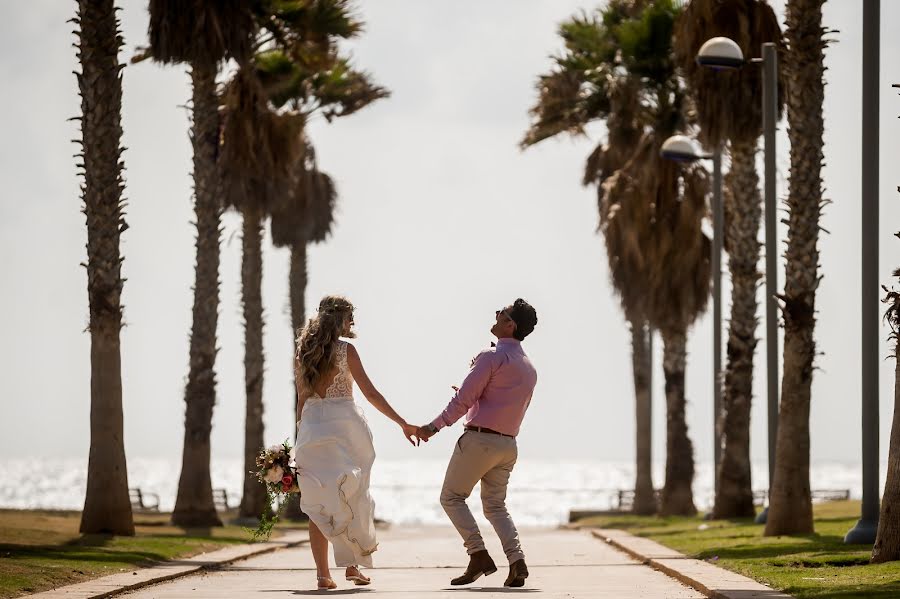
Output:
[
  {"xmin": 660, "ymin": 135, "xmax": 724, "ymax": 498},
  {"xmin": 694, "ymin": 36, "xmax": 780, "ymax": 524},
  {"xmin": 845, "ymin": 0, "xmax": 880, "ymax": 546}
]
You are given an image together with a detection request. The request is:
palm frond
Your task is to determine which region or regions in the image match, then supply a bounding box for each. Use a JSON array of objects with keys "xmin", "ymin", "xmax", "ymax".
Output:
[
  {"xmin": 673, "ymin": 0, "xmax": 784, "ymax": 147},
  {"xmin": 601, "ymin": 132, "xmax": 711, "ymax": 329},
  {"xmin": 148, "ymin": 0, "xmax": 256, "ymax": 66},
  {"xmin": 521, "ymin": 4, "xmax": 630, "ymax": 148},
  {"xmin": 252, "ymin": 45, "xmax": 389, "ymax": 117},
  {"xmin": 523, "ymin": 0, "xmax": 683, "ymax": 148},
  {"xmin": 616, "ymin": 0, "xmax": 681, "ymax": 85},
  {"xmin": 219, "ymin": 67, "xmax": 305, "ymax": 214},
  {"xmin": 304, "ymin": 169, "xmax": 337, "ymax": 242},
  {"xmin": 588, "ymin": 73, "xmax": 644, "ymax": 191},
  {"xmin": 313, "ymin": 59, "xmax": 390, "ymax": 120},
  {"xmin": 270, "ymin": 140, "xmax": 337, "ymax": 247},
  {"xmin": 522, "ymin": 70, "xmax": 599, "ymax": 147},
  {"xmin": 261, "ymin": 0, "xmax": 362, "ymax": 45}
]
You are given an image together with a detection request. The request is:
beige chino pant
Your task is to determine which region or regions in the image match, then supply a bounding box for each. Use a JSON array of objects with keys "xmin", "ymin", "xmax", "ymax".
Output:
[{"xmin": 440, "ymin": 430, "xmax": 524, "ymax": 563}]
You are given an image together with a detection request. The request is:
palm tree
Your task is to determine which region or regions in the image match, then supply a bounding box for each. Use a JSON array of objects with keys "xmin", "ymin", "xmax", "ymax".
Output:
[
  {"xmin": 522, "ymin": 1, "xmax": 655, "ymax": 514},
  {"xmin": 145, "ymin": 0, "xmax": 255, "ymax": 527},
  {"xmin": 222, "ymin": 4, "xmax": 389, "ymax": 519},
  {"xmin": 596, "ymin": 78, "xmax": 658, "ymax": 516},
  {"xmin": 523, "ymin": 0, "xmax": 707, "ymax": 516},
  {"xmin": 674, "ymin": 0, "xmax": 783, "ymax": 519},
  {"xmin": 602, "ymin": 0, "xmax": 709, "ymax": 516},
  {"xmin": 270, "ymin": 141, "xmax": 336, "ymax": 389},
  {"xmin": 764, "ymin": 0, "xmax": 826, "ymax": 537},
  {"xmin": 76, "ymin": 0, "xmax": 134, "ymax": 536},
  {"xmin": 872, "ymin": 262, "xmax": 900, "ymax": 562},
  {"xmin": 604, "ymin": 132, "xmax": 711, "ymax": 517},
  {"xmin": 219, "ymin": 67, "xmax": 305, "ymax": 519}
]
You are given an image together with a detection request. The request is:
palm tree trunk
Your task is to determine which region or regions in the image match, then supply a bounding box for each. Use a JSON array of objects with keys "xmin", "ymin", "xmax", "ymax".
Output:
[
  {"xmin": 76, "ymin": 0, "xmax": 134, "ymax": 536},
  {"xmin": 288, "ymin": 241, "xmax": 308, "ymax": 418},
  {"xmin": 872, "ymin": 335, "xmax": 900, "ymax": 562},
  {"xmin": 659, "ymin": 328, "xmax": 696, "ymax": 516},
  {"xmin": 284, "ymin": 242, "xmax": 309, "ymax": 522},
  {"xmin": 239, "ymin": 208, "xmax": 268, "ymax": 519},
  {"xmin": 172, "ymin": 62, "xmax": 223, "ymax": 528},
  {"xmin": 713, "ymin": 140, "xmax": 760, "ymax": 519},
  {"xmin": 289, "ymin": 242, "xmax": 308, "ymax": 374},
  {"xmin": 630, "ymin": 318, "xmax": 656, "ymax": 514},
  {"xmin": 764, "ymin": 0, "xmax": 825, "ymax": 537}
]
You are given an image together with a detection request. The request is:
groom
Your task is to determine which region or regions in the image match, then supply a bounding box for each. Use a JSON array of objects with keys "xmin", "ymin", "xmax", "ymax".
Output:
[{"xmin": 417, "ymin": 299, "xmax": 538, "ymax": 588}]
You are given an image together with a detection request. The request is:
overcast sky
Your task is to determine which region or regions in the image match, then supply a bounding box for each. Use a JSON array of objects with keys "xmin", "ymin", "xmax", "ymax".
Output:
[{"xmin": 2, "ymin": 2, "xmax": 900, "ymax": 487}]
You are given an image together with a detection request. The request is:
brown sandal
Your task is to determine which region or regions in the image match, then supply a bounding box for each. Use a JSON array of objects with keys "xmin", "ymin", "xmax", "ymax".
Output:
[
  {"xmin": 317, "ymin": 575, "xmax": 337, "ymax": 590},
  {"xmin": 345, "ymin": 566, "xmax": 371, "ymax": 586}
]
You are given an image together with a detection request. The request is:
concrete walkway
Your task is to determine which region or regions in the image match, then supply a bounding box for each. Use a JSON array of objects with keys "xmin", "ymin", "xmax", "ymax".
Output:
[{"xmin": 120, "ymin": 526, "xmax": 704, "ymax": 598}]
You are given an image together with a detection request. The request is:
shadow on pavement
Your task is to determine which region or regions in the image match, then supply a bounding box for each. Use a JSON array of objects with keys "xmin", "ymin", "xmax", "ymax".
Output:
[
  {"xmin": 286, "ymin": 590, "xmax": 373, "ymax": 596},
  {"xmin": 442, "ymin": 588, "xmax": 540, "ymax": 593}
]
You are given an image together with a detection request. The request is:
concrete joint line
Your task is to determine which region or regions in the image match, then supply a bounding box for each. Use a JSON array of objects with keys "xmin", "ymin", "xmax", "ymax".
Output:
[{"xmin": 591, "ymin": 529, "xmax": 795, "ymax": 599}]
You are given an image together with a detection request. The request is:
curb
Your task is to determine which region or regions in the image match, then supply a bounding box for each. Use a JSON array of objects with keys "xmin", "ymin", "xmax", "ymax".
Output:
[
  {"xmin": 23, "ymin": 530, "xmax": 309, "ymax": 599},
  {"xmin": 591, "ymin": 529, "xmax": 795, "ymax": 599}
]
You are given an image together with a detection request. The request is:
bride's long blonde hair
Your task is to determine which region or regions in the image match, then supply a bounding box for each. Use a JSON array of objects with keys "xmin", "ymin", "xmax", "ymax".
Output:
[{"xmin": 295, "ymin": 295, "xmax": 355, "ymax": 394}]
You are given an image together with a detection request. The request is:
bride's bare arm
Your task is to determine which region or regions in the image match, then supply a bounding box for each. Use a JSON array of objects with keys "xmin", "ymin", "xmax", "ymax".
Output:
[
  {"xmin": 346, "ymin": 344, "xmax": 408, "ymax": 427},
  {"xmin": 347, "ymin": 345, "xmax": 421, "ymax": 445}
]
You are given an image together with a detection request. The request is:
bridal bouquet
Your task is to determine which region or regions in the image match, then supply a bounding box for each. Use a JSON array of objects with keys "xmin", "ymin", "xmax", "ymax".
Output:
[
  {"xmin": 250, "ymin": 440, "xmax": 300, "ymax": 540},
  {"xmin": 255, "ymin": 441, "xmax": 300, "ymax": 495}
]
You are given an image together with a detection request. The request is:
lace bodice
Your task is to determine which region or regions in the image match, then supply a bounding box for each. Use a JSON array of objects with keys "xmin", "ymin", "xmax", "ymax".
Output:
[{"xmin": 318, "ymin": 341, "xmax": 354, "ymax": 399}]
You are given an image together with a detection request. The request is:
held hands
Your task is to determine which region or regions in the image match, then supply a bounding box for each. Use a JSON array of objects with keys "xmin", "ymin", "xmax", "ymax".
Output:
[
  {"xmin": 399, "ymin": 421, "xmax": 435, "ymax": 446},
  {"xmin": 400, "ymin": 422, "xmax": 422, "ymax": 446},
  {"xmin": 399, "ymin": 383, "xmax": 456, "ymax": 447},
  {"xmin": 416, "ymin": 425, "xmax": 435, "ymax": 443}
]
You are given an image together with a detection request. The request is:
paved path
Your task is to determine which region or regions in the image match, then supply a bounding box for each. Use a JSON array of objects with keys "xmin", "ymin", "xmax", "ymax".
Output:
[{"xmin": 121, "ymin": 526, "xmax": 704, "ymax": 598}]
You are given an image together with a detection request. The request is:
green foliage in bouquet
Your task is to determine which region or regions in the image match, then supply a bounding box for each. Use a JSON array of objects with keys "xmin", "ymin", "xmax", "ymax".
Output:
[{"xmin": 247, "ymin": 440, "xmax": 301, "ymax": 541}]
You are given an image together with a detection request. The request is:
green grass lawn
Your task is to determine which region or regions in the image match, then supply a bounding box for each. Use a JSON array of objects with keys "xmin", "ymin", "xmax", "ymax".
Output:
[
  {"xmin": 578, "ymin": 500, "xmax": 900, "ymax": 599},
  {"xmin": 0, "ymin": 509, "xmax": 307, "ymax": 598}
]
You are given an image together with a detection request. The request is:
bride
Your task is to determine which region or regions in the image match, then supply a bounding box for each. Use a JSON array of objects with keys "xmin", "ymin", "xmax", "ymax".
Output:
[{"xmin": 292, "ymin": 295, "xmax": 419, "ymax": 590}]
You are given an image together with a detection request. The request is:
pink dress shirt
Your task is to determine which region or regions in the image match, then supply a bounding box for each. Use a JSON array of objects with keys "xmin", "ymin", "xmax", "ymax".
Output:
[{"xmin": 431, "ymin": 338, "xmax": 538, "ymax": 437}]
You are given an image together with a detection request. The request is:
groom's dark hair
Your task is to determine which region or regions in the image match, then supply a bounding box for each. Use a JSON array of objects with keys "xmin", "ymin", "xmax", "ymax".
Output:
[{"xmin": 509, "ymin": 298, "xmax": 537, "ymax": 341}]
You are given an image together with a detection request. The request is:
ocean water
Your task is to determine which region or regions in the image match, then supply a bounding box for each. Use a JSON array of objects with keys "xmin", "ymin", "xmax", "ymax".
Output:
[{"xmin": 0, "ymin": 458, "xmax": 878, "ymax": 526}]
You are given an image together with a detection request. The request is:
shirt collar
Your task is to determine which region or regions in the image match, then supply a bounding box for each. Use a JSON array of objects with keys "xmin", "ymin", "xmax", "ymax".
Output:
[{"xmin": 495, "ymin": 338, "xmax": 521, "ymax": 349}]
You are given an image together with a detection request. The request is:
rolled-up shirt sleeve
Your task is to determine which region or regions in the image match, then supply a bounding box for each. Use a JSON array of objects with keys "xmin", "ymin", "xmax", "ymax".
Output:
[{"xmin": 431, "ymin": 350, "xmax": 495, "ymax": 430}]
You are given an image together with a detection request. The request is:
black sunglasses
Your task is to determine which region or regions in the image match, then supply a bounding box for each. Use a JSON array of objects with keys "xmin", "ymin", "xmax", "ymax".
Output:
[{"xmin": 496, "ymin": 309, "xmax": 516, "ymax": 328}]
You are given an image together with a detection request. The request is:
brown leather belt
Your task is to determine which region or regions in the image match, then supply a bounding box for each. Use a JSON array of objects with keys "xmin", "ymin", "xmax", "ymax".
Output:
[{"xmin": 465, "ymin": 425, "xmax": 514, "ymax": 438}]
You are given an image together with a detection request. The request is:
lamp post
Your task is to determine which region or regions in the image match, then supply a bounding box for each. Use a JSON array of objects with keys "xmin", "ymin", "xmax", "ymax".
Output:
[
  {"xmin": 694, "ymin": 36, "xmax": 780, "ymax": 524},
  {"xmin": 660, "ymin": 135, "xmax": 723, "ymax": 497},
  {"xmin": 844, "ymin": 0, "xmax": 880, "ymax": 546}
]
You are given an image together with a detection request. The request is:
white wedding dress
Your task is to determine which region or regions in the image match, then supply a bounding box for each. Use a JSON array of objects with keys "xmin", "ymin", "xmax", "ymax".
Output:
[{"xmin": 292, "ymin": 340, "xmax": 378, "ymax": 568}]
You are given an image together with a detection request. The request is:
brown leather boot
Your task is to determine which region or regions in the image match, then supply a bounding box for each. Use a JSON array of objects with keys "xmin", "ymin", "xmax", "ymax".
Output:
[
  {"xmin": 504, "ymin": 558, "xmax": 529, "ymax": 587},
  {"xmin": 450, "ymin": 549, "xmax": 497, "ymax": 585}
]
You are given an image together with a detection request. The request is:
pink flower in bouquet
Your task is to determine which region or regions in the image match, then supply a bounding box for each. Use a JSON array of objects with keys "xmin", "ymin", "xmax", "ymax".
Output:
[
  {"xmin": 263, "ymin": 465, "xmax": 284, "ymax": 483},
  {"xmin": 282, "ymin": 474, "xmax": 293, "ymax": 485}
]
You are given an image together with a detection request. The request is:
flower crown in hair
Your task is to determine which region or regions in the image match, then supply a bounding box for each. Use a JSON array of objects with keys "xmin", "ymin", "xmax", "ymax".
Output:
[{"xmin": 317, "ymin": 305, "xmax": 350, "ymax": 315}]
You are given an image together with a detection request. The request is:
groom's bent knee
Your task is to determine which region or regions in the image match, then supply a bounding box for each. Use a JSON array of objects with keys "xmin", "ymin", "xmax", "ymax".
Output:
[
  {"xmin": 482, "ymin": 502, "xmax": 509, "ymax": 519},
  {"xmin": 440, "ymin": 488, "xmax": 466, "ymax": 509}
]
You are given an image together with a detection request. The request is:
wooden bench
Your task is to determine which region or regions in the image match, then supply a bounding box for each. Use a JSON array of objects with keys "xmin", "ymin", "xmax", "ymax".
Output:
[
  {"xmin": 213, "ymin": 488, "xmax": 230, "ymax": 511},
  {"xmin": 129, "ymin": 487, "xmax": 160, "ymax": 512},
  {"xmin": 614, "ymin": 489, "xmax": 661, "ymax": 511}
]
